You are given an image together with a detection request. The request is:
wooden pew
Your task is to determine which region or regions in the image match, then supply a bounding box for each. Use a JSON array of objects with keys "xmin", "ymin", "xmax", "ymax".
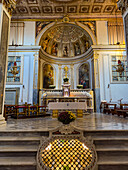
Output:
[
  {"xmin": 4, "ymin": 105, "xmax": 16, "ymax": 120},
  {"xmin": 116, "ymin": 104, "xmax": 128, "ymax": 118},
  {"xmin": 103, "ymin": 103, "xmax": 117, "ymax": 114},
  {"xmin": 4, "ymin": 104, "xmax": 48, "ymax": 119}
]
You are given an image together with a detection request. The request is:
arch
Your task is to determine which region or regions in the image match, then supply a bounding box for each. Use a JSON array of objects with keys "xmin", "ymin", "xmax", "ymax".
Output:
[
  {"xmin": 35, "ymin": 22, "xmax": 56, "ymax": 46},
  {"xmin": 35, "ymin": 21, "xmax": 96, "ymax": 48}
]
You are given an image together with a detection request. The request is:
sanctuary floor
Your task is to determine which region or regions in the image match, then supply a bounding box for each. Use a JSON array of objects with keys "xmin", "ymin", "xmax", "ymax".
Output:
[{"xmin": 0, "ymin": 113, "xmax": 128, "ymax": 131}]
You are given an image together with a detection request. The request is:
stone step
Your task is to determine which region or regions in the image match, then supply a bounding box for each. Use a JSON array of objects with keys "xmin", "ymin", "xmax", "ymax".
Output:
[
  {"xmin": 0, "ymin": 145, "xmax": 38, "ymax": 157},
  {"xmin": 96, "ymin": 146, "xmax": 128, "ymax": 151},
  {"xmin": 98, "ymin": 160, "xmax": 128, "ymax": 170},
  {"xmin": 98, "ymin": 152, "xmax": 128, "ymax": 162},
  {"xmin": 84, "ymin": 130, "xmax": 128, "ymax": 138},
  {"xmin": 0, "ymin": 131, "xmax": 49, "ymax": 137},
  {"xmin": 0, "ymin": 157, "xmax": 36, "ymax": 170},
  {"xmin": 95, "ymin": 140, "xmax": 128, "ymax": 147},
  {"xmin": 93, "ymin": 136, "xmax": 128, "ymax": 140},
  {"xmin": 0, "ymin": 136, "xmax": 41, "ymax": 145}
]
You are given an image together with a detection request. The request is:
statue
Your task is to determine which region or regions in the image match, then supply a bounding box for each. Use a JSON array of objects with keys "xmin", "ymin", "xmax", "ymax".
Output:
[
  {"xmin": 63, "ymin": 66, "xmax": 69, "ymax": 78},
  {"xmin": 51, "ymin": 43, "xmax": 58, "ymax": 55},
  {"xmin": 63, "ymin": 46, "xmax": 68, "ymax": 57}
]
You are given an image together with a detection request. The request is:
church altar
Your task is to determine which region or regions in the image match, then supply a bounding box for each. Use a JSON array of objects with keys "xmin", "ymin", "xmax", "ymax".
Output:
[{"xmin": 39, "ymin": 89, "xmax": 94, "ymax": 113}]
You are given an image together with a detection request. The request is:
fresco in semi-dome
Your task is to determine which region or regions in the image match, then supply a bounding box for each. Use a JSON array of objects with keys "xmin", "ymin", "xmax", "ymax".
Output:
[
  {"xmin": 79, "ymin": 63, "xmax": 89, "ymax": 89},
  {"xmin": 43, "ymin": 64, "xmax": 54, "ymax": 89}
]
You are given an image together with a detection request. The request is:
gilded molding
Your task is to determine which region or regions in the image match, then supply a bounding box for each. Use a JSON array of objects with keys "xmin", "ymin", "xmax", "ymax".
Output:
[{"xmin": 2, "ymin": 0, "xmax": 16, "ymax": 15}]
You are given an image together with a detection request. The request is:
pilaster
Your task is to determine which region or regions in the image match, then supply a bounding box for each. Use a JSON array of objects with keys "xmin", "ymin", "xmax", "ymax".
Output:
[
  {"xmin": 117, "ymin": 0, "xmax": 128, "ymax": 63},
  {"xmin": 33, "ymin": 51, "xmax": 40, "ymax": 104},
  {"xmin": 58, "ymin": 64, "xmax": 62, "ymax": 89},
  {"xmin": 0, "ymin": 0, "xmax": 16, "ymax": 124},
  {"xmin": 91, "ymin": 51, "xmax": 100, "ymax": 112}
]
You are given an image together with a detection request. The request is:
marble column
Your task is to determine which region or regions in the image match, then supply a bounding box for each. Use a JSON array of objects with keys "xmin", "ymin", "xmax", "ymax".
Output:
[
  {"xmin": 0, "ymin": 0, "xmax": 16, "ymax": 123},
  {"xmin": 58, "ymin": 65, "xmax": 62, "ymax": 89},
  {"xmin": 70, "ymin": 64, "xmax": 74, "ymax": 89},
  {"xmin": 33, "ymin": 51, "xmax": 39, "ymax": 104},
  {"xmin": 91, "ymin": 51, "xmax": 100, "ymax": 112}
]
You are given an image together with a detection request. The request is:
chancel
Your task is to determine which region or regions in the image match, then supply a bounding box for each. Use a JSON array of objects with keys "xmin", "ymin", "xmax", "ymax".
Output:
[{"xmin": 0, "ymin": 0, "xmax": 128, "ymax": 169}]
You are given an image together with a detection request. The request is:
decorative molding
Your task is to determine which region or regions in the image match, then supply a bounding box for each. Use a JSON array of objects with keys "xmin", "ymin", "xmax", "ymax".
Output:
[
  {"xmin": 11, "ymin": 0, "xmax": 121, "ymax": 18},
  {"xmin": 3, "ymin": 0, "xmax": 16, "ymax": 15}
]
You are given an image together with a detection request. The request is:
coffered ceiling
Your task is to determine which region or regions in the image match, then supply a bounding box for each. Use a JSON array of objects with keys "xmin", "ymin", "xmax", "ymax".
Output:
[{"xmin": 12, "ymin": 0, "xmax": 121, "ymax": 19}]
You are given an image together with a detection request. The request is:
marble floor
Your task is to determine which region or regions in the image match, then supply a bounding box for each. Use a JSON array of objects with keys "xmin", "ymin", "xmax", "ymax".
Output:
[{"xmin": 0, "ymin": 113, "xmax": 128, "ymax": 131}]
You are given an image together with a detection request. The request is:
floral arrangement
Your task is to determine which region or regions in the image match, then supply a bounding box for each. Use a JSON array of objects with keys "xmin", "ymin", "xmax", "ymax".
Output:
[
  {"xmin": 49, "ymin": 85, "xmax": 56, "ymax": 89},
  {"xmin": 77, "ymin": 85, "xmax": 83, "ymax": 89},
  {"xmin": 58, "ymin": 111, "xmax": 76, "ymax": 124},
  {"xmin": 63, "ymin": 77, "xmax": 69, "ymax": 83}
]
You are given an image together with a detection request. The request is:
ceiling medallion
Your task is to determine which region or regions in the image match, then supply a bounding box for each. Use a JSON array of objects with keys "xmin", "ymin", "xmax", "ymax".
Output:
[{"xmin": 63, "ymin": 16, "xmax": 70, "ymax": 23}]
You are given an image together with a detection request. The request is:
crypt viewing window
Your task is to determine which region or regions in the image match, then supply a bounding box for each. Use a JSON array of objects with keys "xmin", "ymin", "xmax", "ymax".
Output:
[
  {"xmin": 9, "ymin": 22, "xmax": 24, "ymax": 46},
  {"xmin": 111, "ymin": 55, "xmax": 128, "ymax": 82},
  {"xmin": 108, "ymin": 21, "xmax": 125, "ymax": 45},
  {"xmin": 7, "ymin": 56, "xmax": 21, "ymax": 82},
  {"xmin": 79, "ymin": 63, "xmax": 90, "ymax": 88}
]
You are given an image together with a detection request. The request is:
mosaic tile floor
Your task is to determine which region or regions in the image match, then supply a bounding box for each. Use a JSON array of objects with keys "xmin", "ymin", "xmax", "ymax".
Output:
[{"xmin": 0, "ymin": 113, "xmax": 128, "ymax": 131}]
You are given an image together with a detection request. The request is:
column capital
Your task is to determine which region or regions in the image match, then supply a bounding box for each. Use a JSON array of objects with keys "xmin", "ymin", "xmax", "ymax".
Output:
[{"xmin": 0, "ymin": 0, "xmax": 16, "ymax": 15}]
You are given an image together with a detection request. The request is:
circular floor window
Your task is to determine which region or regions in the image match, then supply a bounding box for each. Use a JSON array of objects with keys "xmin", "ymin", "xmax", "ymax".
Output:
[{"xmin": 39, "ymin": 139, "xmax": 94, "ymax": 169}]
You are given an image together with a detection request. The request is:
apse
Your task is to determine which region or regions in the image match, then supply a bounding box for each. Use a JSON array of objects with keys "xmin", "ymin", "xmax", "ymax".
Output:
[{"xmin": 39, "ymin": 23, "xmax": 93, "ymax": 58}]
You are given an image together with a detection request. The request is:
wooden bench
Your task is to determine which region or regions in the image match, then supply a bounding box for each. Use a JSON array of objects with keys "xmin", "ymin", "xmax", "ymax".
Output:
[
  {"xmin": 4, "ymin": 104, "xmax": 47, "ymax": 119},
  {"xmin": 103, "ymin": 103, "xmax": 116, "ymax": 114},
  {"xmin": 116, "ymin": 104, "xmax": 128, "ymax": 118},
  {"xmin": 4, "ymin": 105, "xmax": 16, "ymax": 120}
]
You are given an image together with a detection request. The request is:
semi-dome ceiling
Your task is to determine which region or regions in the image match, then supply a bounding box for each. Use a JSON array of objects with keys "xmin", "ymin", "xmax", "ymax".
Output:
[{"xmin": 39, "ymin": 23, "xmax": 93, "ymax": 58}]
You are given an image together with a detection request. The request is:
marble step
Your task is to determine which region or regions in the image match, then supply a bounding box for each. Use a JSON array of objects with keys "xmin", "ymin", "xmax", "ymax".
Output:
[
  {"xmin": 0, "ymin": 145, "xmax": 38, "ymax": 157},
  {"xmin": 0, "ymin": 157, "xmax": 36, "ymax": 170},
  {"xmin": 84, "ymin": 130, "xmax": 128, "ymax": 138},
  {"xmin": 93, "ymin": 136, "xmax": 128, "ymax": 140},
  {"xmin": 96, "ymin": 146, "xmax": 128, "ymax": 151},
  {"xmin": 98, "ymin": 161, "xmax": 128, "ymax": 170},
  {"xmin": 98, "ymin": 152, "xmax": 128, "ymax": 162},
  {"xmin": 94, "ymin": 140, "xmax": 128, "ymax": 149},
  {"xmin": 0, "ymin": 136, "xmax": 41, "ymax": 145},
  {"xmin": 0, "ymin": 131, "xmax": 49, "ymax": 137}
]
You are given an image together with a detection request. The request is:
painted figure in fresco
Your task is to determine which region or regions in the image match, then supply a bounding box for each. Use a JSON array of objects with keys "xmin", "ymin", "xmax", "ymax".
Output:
[
  {"xmin": 75, "ymin": 43, "xmax": 81, "ymax": 56},
  {"xmin": 42, "ymin": 38, "xmax": 49, "ymax": 51},
  {"xmin": 63, "ymin": 46, "xmax": 68, "ymax": 56},
  {"xmin": 85, "ymin": 41, "xmax": 89, "ymax": 51},
  {"xmin": 43, "ymin": 64, "xmax": 54, "ymax": 89},
  {"xmin": 83, "ymin": 81, "xmax": 86, "ymax": 89},
  {"xmin": 79, "ymin": 64, "xmax": 89, "ymax": 89},
  {"xmin": 51, "ymin": 43, "xmax": 58, "ymax": 55}
]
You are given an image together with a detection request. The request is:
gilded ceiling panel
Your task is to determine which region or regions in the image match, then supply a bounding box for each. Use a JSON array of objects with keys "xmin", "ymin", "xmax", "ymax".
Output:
[{"xmin": 12, "ymin": 0, "xmax": 121, "ymax": 19}]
